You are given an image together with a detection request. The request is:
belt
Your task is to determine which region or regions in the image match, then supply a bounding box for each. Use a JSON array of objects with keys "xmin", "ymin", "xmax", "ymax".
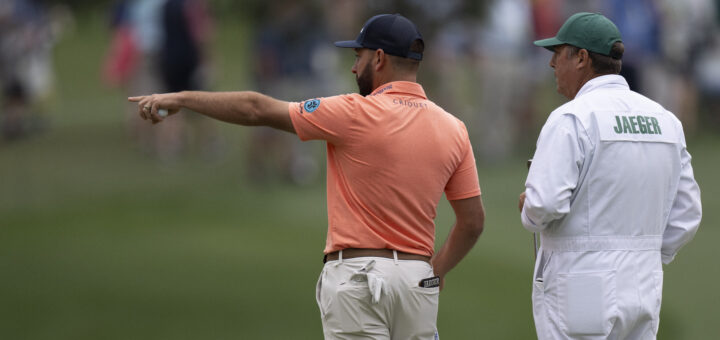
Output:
[
  {"xmin": 323, "ymin": 248, "xmax": 431, "ymax": 263},
  {"xmin": 541, "ymin": 235, "xmax": 663, "ymax": 251}
]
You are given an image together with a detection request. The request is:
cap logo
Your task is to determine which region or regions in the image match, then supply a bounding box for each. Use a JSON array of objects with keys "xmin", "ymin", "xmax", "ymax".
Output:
[{"xmin": 303, "ymin": 99, "xmax": 321, "ymax": 113}]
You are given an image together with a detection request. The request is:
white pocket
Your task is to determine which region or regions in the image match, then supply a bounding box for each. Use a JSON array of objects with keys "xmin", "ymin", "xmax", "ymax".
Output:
[
  {"xmin": 559, "ymin": 270, "xmax": 617, "ymax": 336},
  {"xmin": 651, "ymin": 270, "xmax": 664, "ymax": 333},
  {"xmin": 315, "ymin": 268, "xmax": 329, "ymax": 319},
  {"xmin": 532, "ymin": 279, "xmax": 549, "ymax": 339}
]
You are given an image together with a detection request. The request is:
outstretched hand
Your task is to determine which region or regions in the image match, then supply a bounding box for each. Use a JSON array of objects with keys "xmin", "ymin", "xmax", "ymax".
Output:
[{"xmin": 128, "ymin": 93, "xmax": 181, "ymax": 124}]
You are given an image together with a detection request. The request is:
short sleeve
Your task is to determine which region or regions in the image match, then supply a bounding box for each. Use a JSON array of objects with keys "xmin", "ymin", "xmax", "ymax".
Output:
[
  {"xmin": 445, "ymin": 135, "xmax": 481, "ymax": 200},
  {"xmin": 289, "ymin": 94, "xmax": 360, "ymax": 145}
]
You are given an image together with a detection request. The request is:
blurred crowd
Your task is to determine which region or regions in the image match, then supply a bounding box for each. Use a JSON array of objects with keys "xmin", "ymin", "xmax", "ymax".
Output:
[
  {"xmin": 2, "ymin": 0, "xmax": 720, "ymax": 178},
  {"xmin": 103, "ymin": 0, "xmax": 221, "ymax": 162},
  {"xmin": 362, "ymin": 0, "xmax": 720, "ymax": 163},
  {"xmin": 236, "ymin": 0, "xmax": 720, "ymax": 174},
  {"xmin": 0, "ymin": 0, "xmax": 72, "ymax": 141}
]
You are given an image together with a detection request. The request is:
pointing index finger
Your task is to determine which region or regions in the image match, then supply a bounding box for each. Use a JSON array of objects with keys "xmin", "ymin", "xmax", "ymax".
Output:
[{"xmin": 128, "ymin": 96, "xmax": 144, "ymax": 102}]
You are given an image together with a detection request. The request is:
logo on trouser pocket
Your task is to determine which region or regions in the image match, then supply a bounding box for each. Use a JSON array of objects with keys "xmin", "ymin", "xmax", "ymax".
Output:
[{"xmin": 418, "ymin": 276, "xmax": 441, "ymax": 288}]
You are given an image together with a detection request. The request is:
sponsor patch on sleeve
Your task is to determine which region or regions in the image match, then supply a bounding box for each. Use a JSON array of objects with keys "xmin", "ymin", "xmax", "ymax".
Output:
[{"xmin": 303, "ymin": 99, "xmax": 321, "ymax": 113}]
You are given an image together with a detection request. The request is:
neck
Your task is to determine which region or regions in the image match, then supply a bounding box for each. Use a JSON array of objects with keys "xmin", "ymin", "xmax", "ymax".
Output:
[
  {"xmin": 569, "ymin": 71, "xmax": 601, "ymax": 99},
  {"xmin": 374, "ymin": 71, "xmax": 417, "ymax": 89}
]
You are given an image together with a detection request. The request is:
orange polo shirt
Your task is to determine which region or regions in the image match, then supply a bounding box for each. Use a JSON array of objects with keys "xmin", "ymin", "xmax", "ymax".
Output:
[{"xmin": 289, "ymin": 81, "xmax": 481, "ymax": 256}]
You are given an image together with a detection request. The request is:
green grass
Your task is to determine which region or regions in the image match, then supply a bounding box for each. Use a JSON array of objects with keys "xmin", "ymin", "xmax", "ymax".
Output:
[{"xmin": 1, "ymin": 10, "xmax": 719, "ymax": 339}]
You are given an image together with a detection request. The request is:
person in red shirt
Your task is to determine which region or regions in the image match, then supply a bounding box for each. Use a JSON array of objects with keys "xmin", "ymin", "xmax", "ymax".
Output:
[{"xmin": 130, "ymin": 13, "xmax": 484, "ymax": 339}]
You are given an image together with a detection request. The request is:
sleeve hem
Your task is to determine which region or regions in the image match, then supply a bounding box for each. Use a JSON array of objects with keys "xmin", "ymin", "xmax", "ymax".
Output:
[
  {"xmin": 446, "ymin": 190, "xmax": 481, "ymax": 201},
  {"xmin": 521, "ymin": 208, "xmax": 542, "ymax": 232},
  {"xmin": 288, "ymin": 102, "xmax": 310, "ymax": 141},
  {"xmin": 661, "ymin": 252, "xmax": 675, "ymax": 265}
]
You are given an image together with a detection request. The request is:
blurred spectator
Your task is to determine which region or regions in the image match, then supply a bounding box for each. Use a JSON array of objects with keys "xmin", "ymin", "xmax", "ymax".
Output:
[
  {"xmin": 429, "ymin": 2, "xmax": 474, "ymax": 108},
  {"xmin": 427, "ymin": 2, "xmax": 485, "ymax": 163},
  {"xmin": 656, "ymin": 0, "xmax": 718, "ymax": 133},
  {"xmin": 104, "ymin": 0, "xmax": 219, "ymax": 161},
  {"xmin": 694, "ymin": 2, "xmax": 720, "ymax": 129},
  {"xmin": 431, "ymin": 16, "xmax": 476, "ymax": 125},
  {"xmin": 108, "ymin": 0, "xmax": 719, "ymax": 165},
  {"xmin": 473, "ymin": 0, "xmax": 532, "ymax": 163},
  {"xmin": 523, "ymin": 0, "xmax": 564, "ymax": 143},
  {"xmin": 246, "ymin": 1, "xmax": 334, "ymax": 184},
  {"xmin": 531, "ymin": 0, "xmax": 563, "ymax": 40},
  {"xmin": 157, "ymin": 0, "xmax": 222, "ymax": 161},
  {"xmin": 104, "ymin": 0, "xmax": 167, "ymax": 156},
  {"xmin": 0, "ymin": 0, "xmax": 62, "ymax": 141},
  {"xmin": 560, "ymin": 0, "xmax": 602, "ymax": 17},
  {"xmin": 604, "ymin": 0, "xmax": 662, "ymax": 94}
]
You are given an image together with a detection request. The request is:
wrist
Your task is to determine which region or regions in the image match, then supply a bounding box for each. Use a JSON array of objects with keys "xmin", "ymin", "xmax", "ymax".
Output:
[
  {"xmin": 431, "ymin": 259, "xmax": 446, "ymax": 278},
  {"xmin": 175, "ymin": 91, "xmax": 189, "ymax": 108}
]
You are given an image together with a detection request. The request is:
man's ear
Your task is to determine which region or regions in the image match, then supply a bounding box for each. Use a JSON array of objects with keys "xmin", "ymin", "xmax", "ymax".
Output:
[
  {"xmin": 374, "ymin": 49, "xmax": 386, "ymax": 71},
  {"xmin": 576, "ymin": 48, "xmax": 590, "ymax": 70}
]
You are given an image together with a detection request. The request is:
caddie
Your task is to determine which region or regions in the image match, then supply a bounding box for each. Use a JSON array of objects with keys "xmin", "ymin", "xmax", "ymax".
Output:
[
  {"xmin": 518, "ymin": 12, "xmax": 702, "ymax": 339},
  {"xmin": 130, "ymin": 14, "xmax": 485, "ymax": 339}
]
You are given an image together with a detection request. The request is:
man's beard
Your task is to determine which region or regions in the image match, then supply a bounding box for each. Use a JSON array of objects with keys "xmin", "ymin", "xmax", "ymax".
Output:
[{"xmin": 356, "ymin": 62, "xmax": 374, "ymax": 96}]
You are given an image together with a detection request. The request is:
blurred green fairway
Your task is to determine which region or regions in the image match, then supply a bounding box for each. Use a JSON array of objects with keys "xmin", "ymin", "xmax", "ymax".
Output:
[{"xmin": 1, "ymin": 12, "xmax": 718, "ymax": 340}]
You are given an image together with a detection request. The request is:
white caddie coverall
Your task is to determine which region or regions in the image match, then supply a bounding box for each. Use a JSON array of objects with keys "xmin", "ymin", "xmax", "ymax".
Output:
[{"xmin": 521, "ymin": 75, "xmax": 702, "ymax": 339}]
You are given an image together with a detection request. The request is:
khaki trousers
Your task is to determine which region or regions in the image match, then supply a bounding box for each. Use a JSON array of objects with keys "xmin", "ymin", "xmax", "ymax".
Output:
[{"xmin": 317, "ymin": 256, "xmax": 439, "ymax": 340}]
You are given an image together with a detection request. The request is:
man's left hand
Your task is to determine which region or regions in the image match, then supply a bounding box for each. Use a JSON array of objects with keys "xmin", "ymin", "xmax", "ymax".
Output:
[{"xmin": 518, "ymin": 192, "xmax": 526, "ymax": 212}]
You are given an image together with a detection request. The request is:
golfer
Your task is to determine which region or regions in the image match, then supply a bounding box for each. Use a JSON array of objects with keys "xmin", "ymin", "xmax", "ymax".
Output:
[
  {"xmin": 518, "ymin": 12, "xmax": 702, "ymax": 339},
  {"xmin": 130, "ymin": 14, "xmax": 484, "ymax": 339}
]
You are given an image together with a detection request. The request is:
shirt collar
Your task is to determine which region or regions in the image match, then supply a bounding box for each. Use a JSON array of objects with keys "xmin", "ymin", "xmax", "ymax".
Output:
[
  {"xmin": 576, "ymin": 74, "xmax": 629, "ymax": 98},
  {"xmin": 370, "ymin": 81, "xmax": 427, "ymax": 99}
]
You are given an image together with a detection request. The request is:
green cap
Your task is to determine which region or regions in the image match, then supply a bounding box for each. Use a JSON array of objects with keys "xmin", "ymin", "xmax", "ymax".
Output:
[{"xmin": 534, "ymin": 12, "xmax": 622, "ymax": 56}]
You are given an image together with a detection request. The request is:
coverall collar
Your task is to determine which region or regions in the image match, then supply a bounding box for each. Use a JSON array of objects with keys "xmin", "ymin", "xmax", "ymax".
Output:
[{"xmin": 576, "ymin": 74, "xmax": 629, "ymax": 98}]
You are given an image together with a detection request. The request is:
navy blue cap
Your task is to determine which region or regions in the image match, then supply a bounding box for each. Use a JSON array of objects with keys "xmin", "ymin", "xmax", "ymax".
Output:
[{"xmin": 334, "ymin": 14, "xmax": 424, "ymax": 60}]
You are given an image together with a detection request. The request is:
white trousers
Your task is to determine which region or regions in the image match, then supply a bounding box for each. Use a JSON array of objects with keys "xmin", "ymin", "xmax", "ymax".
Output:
[
  {"xmin": 316, "ymin": 256, "xmax": 440, "ymax": 340},
  {"xmin": 532, "ymin": 249, "xmax": 664, "ymax": 340}
]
